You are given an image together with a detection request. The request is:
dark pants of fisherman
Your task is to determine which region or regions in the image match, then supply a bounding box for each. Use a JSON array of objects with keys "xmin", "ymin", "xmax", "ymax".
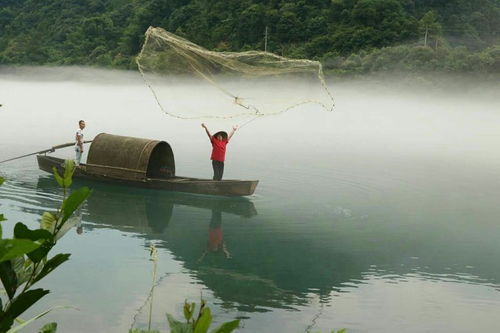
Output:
[{"xmin": 212, "ymin": 160, "xmax": 224, "ymax": 180}]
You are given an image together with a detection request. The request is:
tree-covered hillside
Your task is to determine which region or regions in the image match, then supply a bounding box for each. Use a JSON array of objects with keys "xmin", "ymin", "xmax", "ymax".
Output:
[{"xmin": 0, "ymin": 0, "xmax": 498, "ymax": 73}]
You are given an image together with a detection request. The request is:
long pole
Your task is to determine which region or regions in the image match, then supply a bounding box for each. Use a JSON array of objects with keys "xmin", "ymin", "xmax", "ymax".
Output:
[{"xmin": 0, "ymin": 141, "xmax": 93, "ymax": 164}]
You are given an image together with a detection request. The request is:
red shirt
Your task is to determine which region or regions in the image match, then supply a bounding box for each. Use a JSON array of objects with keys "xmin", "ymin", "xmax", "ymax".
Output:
[
  {"xmin": 208, "ymin": 225, "xmax": 223, "ymax": 251},
  {"xmin": 210, "ymin": 136, "xmax": 228, "ymax": 162}
]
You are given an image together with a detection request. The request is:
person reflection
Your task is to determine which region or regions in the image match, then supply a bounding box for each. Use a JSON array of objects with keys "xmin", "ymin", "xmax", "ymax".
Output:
[
  {"xmin": 198, "ymin": 209, "xmax": 231, "ymax": 262},
  {"xmin": 75, "ymin": 208, "xmax": 83, "ymax": 235}
]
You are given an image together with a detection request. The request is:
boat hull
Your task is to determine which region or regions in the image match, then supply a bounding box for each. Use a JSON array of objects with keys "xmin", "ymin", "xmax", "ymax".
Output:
[{"xmin": 37, "ymin": 155, "xmax": 258, "ymax": 196}]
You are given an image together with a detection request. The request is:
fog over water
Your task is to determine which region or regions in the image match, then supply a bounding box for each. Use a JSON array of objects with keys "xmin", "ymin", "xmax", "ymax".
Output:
[{"xmin": 0, "ymin": 67, "xmax": 500, "ymax": 332}]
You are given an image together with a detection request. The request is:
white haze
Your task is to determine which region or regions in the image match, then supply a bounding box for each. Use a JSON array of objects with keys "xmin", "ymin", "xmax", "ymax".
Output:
[{"xmin": 1, "ymin": 66, "xmax": 499, "ymax": 174}]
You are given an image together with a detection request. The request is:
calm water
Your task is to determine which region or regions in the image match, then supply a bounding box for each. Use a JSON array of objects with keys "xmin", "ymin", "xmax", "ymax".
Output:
[{"xmin": 1, "ymin": 69, "xmax": 500, "ymax": 332}]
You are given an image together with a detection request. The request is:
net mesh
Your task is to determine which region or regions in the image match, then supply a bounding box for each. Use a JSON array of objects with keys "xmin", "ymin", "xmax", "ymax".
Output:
[{"xmin": 136, "ymin": 27, "xmax": 335, "ymax": 119}]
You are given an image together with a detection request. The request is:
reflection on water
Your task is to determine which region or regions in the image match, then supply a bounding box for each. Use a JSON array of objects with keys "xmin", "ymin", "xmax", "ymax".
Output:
[
  {"xmin": 198, "ymin": 210, "xmax": 232, "ymax": 261},
  {"xmin": 75, "ymin": 207, "xmax": 84, "ymax": 235},
  {"xmin": 24, "ymin": 175, "xmax": 500, "ymax": 313},
  {"xmin": 1, "ymin": 159, "xmax": 500, "ymax": 332}
]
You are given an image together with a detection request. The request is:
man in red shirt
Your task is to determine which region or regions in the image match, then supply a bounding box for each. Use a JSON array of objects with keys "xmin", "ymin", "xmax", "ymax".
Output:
[{"xmin": 201, "ymin": 123, "xmax": 238, "ymax": 180}]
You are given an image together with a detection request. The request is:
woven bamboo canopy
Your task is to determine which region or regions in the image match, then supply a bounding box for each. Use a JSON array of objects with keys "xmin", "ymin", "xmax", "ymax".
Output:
[{"xmin": 86, "ymin": 133, "xmax": 175, "ymax": 181}]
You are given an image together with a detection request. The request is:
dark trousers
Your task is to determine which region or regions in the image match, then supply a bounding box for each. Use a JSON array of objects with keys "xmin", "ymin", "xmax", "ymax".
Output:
[{"xmin": 212, "ymin": 160, "xmax": 224, "ymax": 180}]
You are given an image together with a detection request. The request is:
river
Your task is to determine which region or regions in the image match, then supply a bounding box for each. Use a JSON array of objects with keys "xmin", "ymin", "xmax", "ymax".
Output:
[{"xmin": 0, "ymin": 68, "xmax": 499, "ymax": 332}]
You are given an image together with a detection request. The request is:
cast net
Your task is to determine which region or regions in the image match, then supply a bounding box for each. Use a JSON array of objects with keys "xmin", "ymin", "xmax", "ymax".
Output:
[{"xmin": 136, "ymin": 27, "xmax": 335, "ymax": 120}]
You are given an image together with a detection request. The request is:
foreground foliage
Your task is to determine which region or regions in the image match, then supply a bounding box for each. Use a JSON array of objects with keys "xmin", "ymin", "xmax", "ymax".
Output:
[
  {"xmin": 129, "ymin": 300, "xmax": 240, "ymax": 333},
  {"xmin": 0, "ymin": 160, "xmax": 91, "ymax": 332},
  {"xmin": 167, "ymin": 300, "xmax": 239, "ymax": 333}
]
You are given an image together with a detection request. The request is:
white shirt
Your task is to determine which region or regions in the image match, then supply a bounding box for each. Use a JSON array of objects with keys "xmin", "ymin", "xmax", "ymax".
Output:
[{"xmin": 75, "ymin": 129, "xmax": 84, "ymax": 147}]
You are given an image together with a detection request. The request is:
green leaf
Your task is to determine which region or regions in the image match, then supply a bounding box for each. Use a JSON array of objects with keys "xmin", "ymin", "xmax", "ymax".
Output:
[
  {"xmin": 40, "ymin": 212, "xmax": 58, "ymax": 233},
  {"xmin": 14, "ymin": 223, "xmax": 52, "ymax": 241},
  {"xmin": 0, "ymin": 176, "xmax": 4, "ymax": 185},
  {"xmin": 52, "ymin": 160, "xmax": 75, "ymax": 189},
  {"xmin": 37, "ymin": 322, "xmax": 57, "ymax": 333},
  {"xmin": 194, "ymin": 307, "xmax": 212, "ymax": 333},
  {"xmin": 0, "ymin": 316, "xmax": 14, "ymax": 332},
  {"xmin": 0, "ymin": 239, "xmax": 41, "ymax": 263},
  {"xmin": 52, "ymin": 167, "xmax": 64, "ymax": 188},
  {"xmin": 184, "ymin": 302, "xmax": 196, "ymax": 321},
  {"xmin": 28, "ymin": 242, "xmax": 54, "ymax": 264},
  {"xmin": 61, "ymin": 187, "xmax": 91, "ymax": 223},
  {"xmin": 0, "ymin": 214, "xmax": 6, "ymax": 238},
  {"xmin": 54, "ymin": 216, "xmax": 79, "ymax": 242},
  {"xmin": 0, "ymin": 261, "xmax": 18, "ymax": 300},
  {"xmin": 167, "ymin": 313, "xmax": 194, "ymax": 333},
  {"xmin": 13, "ymin": 223, "xmax": 54, "ymax": 263},
  {"xmin": 210, "ymin": 320, "xmax": 240, "ymax": 333},
  {"xmin": 63, "ymin": 160, "xmax": 75, "ymax": 188},
  {"xmin": 4, "ymin": 288, "xmax": 50, "ymax": 320},
  {"xmin": 6, "ymin": 305, "xmax": 73, "ymax": 333},
  {"xmin": 11, "ymin": 256, "xmax": 31, "ymax": 286},
  {"xmin": 31, "ymin": 253, "xmax": 70, "ymax": 285}
]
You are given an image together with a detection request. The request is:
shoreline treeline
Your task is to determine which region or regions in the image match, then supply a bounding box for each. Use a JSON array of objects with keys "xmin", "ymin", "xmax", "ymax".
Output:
[{"xmin": 0, "ymin": 0, "xmax": 498, "ymax": 74}]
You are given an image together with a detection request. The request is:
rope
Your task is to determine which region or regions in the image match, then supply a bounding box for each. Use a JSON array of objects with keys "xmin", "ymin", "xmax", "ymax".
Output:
[{"xmin": 238, "ymin": 113, "xmax": 264, "ymax": 130}]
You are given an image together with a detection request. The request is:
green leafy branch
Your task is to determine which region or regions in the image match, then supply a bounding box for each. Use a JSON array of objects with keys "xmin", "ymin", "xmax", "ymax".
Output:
[{"xmin": 0, "ymin": 160, "xmax": 91, "ymax": 332}]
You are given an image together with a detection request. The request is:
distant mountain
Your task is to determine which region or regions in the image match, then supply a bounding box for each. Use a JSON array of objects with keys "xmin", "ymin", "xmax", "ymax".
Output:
[{"xmin": 0, "ymin": 0, "xmax": 498, "ymax": 73}]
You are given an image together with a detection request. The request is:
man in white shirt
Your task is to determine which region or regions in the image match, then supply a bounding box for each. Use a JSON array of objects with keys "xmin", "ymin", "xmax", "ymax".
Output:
[{"xmin": 75, "ymin": 120, "xmax": 85, "ymax": 166}]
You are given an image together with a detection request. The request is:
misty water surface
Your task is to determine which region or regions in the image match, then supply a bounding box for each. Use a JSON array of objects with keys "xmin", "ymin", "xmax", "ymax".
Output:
[{"xmin": 0, "ymin": 68, "xmax": 500, "ymax": 332}]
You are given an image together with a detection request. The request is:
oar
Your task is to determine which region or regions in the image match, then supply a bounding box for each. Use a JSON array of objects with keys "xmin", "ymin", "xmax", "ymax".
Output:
[{"xmin": 0, "ymin": 140, "xmax": 93, "ymax": 164}]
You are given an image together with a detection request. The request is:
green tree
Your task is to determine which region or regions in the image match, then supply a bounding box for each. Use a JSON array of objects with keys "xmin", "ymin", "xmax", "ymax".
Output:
[{"xmin": 419, "ymin": 10, "xmax": 442, "ymax": 48}]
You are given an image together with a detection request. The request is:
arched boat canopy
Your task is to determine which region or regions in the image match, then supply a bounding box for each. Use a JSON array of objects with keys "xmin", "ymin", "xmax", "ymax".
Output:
[{"xmin": 86, "ymin": 133, "xmax": 175, "ymax": 180}]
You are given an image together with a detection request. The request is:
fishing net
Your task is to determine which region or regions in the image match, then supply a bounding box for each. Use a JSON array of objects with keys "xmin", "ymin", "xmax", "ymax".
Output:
[{"xmin": 136, "ymin": 27, "xmax": 335, "ymax": 120}]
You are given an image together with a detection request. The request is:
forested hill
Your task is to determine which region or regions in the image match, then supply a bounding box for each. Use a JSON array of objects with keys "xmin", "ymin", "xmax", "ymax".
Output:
[{"xmin": 0, "ymin": 0, "xmax": 499, "ymax": 74}]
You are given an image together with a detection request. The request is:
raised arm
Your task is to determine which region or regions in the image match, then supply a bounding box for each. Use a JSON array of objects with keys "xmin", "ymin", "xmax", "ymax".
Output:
[
  {"xmin": 228, "ymin": 125, "xmax": 238, "ymax": 141},
  {"xmin": 201, "ymin": 123, "xmax": 212, "ymax": 140}
]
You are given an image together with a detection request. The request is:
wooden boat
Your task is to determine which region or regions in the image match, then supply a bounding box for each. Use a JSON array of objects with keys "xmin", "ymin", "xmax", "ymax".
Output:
[{"xmin": 37, "ymin": 133, "xmax": 258, "ymax": 196}]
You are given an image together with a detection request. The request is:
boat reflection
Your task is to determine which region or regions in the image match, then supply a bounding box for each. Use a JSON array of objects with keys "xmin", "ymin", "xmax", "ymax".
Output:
[
  {"xmin": 35, "ymin": 177, "xmax": 301, "ymax": 311},
  {"xmin": 35, "ymin": 175, "xmax": 257, "ymax": 234}
]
